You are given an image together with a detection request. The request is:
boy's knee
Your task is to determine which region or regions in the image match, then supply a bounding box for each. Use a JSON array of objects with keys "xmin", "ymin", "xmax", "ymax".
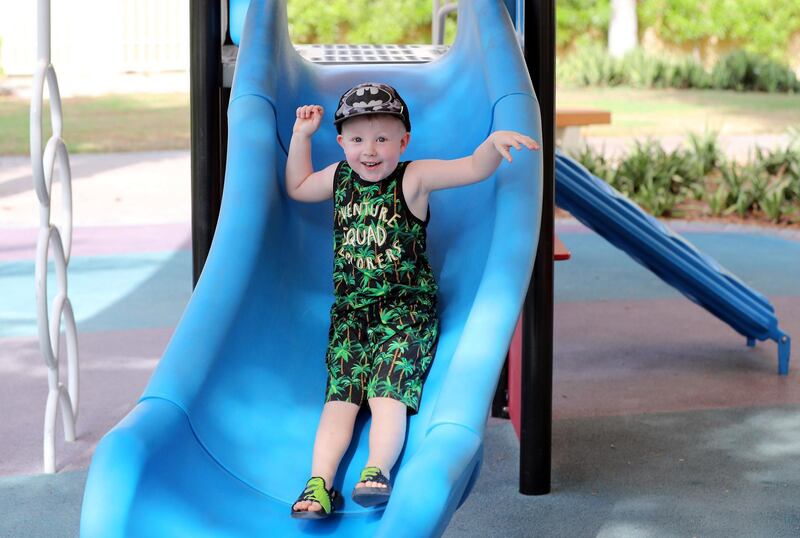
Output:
[{"xmin": 367, "ymin": 396, "xmax": 408, "ymax": 415}]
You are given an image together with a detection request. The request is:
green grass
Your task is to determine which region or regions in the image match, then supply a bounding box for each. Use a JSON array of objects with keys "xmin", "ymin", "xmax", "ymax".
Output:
[
  {"xmin": 557, "ymin": 87, "xmax": 800, "ymax": 137},
  {"xmin": 2, "ymin": 87, "xmax": 800, "ymax": 155},
  {"xmin": 0, "ymin": 93, "xmax": 189, "ymax": 155}
]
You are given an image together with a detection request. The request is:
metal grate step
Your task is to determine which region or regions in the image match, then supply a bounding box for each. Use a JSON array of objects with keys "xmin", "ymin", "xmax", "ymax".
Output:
[
  {"xmin": 294, "ymin": 44, "xmax": 449, "ymax": 64},
  {"xmin": 222, "ymin": 44, "xmax": 450, "ymax": 88}
]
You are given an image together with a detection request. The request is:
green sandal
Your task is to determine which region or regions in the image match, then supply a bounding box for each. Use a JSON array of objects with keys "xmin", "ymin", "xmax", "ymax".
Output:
[
  {"xmin": 351, "ymin": 466, "xmax": 392, "ymax": 507},
  {"xmin": 291, "ymin": 477, "xmax": 342, "ymax": 519}
]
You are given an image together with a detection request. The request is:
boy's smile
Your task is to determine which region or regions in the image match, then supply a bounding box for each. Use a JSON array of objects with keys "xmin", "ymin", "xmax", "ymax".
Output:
[{"xmin": 337, "ymin": 115, "xmax": 410, "ymax": 182}]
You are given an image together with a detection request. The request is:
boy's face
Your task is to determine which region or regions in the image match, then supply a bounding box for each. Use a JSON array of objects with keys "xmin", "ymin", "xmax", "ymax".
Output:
[{"xmin": 337, "ymin": 115, "xmax": 410, "ymax": 182}]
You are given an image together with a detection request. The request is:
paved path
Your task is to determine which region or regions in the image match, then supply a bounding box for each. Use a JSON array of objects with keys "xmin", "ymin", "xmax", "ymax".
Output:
[{"xmin": 1, "ymin": 151, "xmax": 191, "ymax": 228}]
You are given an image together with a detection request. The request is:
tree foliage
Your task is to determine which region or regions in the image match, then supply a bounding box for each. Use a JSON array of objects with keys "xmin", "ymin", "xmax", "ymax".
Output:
[
  {"xmin": 288, "ymin": 0, "xmax": 439, "ymax": 44},
  {"xmin": 557, "ymin": 0, "xmax": 611, "ymax": 48},
  {"xmin": 638, "ymin": 0, "xmax": 800, "ymax": 62},
  {"xmin": 558, "ymin": 0, "xmax": 800, "ymax": 62},
  {"xmin": 285, "ymin": 0, "xmax": 800, "ymax": 65}
]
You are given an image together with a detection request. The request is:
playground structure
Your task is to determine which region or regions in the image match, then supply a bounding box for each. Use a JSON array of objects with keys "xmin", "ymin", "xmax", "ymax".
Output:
[
  {"xmin": 77, "ymin": 0, "xmax": 791, "ymax": 536},
  {"xmin": 82, "ymin": 1, "xmax": 546, "ymax": 535}
]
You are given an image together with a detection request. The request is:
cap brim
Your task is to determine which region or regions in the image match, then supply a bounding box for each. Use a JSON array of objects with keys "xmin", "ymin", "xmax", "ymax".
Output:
[{"xmin": 334, "ymin": 110, "xmax": 406, "ymax": 125}]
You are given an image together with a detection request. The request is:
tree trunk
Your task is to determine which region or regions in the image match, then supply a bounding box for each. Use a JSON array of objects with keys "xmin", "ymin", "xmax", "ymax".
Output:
[{"xmin": 609, "ymin": 0, "xmax": 638, "ymax": 58}]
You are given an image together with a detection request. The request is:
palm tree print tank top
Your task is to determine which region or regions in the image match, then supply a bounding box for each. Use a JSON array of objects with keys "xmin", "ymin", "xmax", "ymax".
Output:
[{"xmin": 332, "ymin": 160, "xmax": 438, "ymax": 312}]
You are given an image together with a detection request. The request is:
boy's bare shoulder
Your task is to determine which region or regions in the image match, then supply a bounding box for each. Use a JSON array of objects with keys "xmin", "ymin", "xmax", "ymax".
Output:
[
  {"xmin": 404, "ymin": 161, "xmax": 426, "ymax": 195},
  {"xmin": 404, "ymin": 158, "xmax": 472, "ymax": 195}
]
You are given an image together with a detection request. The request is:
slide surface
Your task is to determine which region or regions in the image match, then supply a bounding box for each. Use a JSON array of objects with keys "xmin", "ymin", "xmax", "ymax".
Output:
[
  {"xmin": 555, "ymin": 151, "xmax": 791, "ymax": 374},
  {"xmin": 80, "ymin": 1, "xmax": 543, "ymax": 536}
]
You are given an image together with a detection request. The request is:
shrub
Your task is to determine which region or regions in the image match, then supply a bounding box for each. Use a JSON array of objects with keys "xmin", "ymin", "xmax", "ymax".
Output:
[
  {"xmin": 619, "ymin": 49, "xmax": 666, "ymax": 88},
  {"xmin": 568, "ymin": 132, "xmax": 800, "ymax": 225},
  {"xmin": 664, "ymin": 57, "xmax": 711, "ymax": 89},
  {"xmin": 558, "ymin": 45, "xmax": 799, "ymax": 93},
  {"xmin": 711, "ymin": 51, "xmax": 800, "ymax": 93},
  {"xmin": 572, "ymin": 145, "xmax": 615, "ymax": 184},
  {"xmin": 557, "ymin": 43, "xmax": 623, "ymax": 87},
  {"xmin": 686, "ymin": 130, "xmax": 724, "ymax": 176},
  {"xmin": 572, "ymin": 138, "xmax": 698, "ymax": 217}
]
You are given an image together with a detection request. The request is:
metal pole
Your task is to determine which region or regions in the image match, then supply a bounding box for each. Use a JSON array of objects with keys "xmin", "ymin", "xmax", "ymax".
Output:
[
  {"xmin": 519, "ymin": 0, "xmax": 556, "ymax": 495},
  {"xmin": 190, "ymin": 0, "xmax": 224, "ymax": 285}
]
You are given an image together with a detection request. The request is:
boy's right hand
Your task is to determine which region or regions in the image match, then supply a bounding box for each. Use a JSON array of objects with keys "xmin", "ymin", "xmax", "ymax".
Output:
[{"xmin": 293, "ymin": 105, "xmax": 324, "ymax": 137}]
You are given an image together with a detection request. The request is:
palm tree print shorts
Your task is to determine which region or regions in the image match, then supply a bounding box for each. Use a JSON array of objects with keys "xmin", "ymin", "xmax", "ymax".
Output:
[{"xmin": 324, "ymin": 300, "xmax": 439, "ymax": 415}]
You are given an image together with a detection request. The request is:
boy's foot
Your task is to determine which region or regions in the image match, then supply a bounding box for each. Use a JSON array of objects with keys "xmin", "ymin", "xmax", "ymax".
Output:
[
  {"xmin": 291, "ymin": 477, "xmax": 342, "ymax": 519},
  {"xmin": 352, "ymin": 466, "xmax": 392, "ymax": 507},
  {"xmin": 292, "ymin": 498, "xmax": 323, "ymax": 514}
]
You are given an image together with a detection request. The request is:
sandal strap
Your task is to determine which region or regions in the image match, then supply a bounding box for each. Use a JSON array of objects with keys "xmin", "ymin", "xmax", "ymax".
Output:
[
  {"xmin": 358, "ymin": 466, "xmax": 390, "ymax": 486},
  {"xmin": 295, "ymin": 477, "xmax": 335, "ymax": 514}
]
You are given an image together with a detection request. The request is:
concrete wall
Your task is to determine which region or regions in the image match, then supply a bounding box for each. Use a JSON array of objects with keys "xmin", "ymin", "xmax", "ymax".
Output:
[{"xmin": 0, "ymin": 0, "xmax": 189, "ymax": 77}]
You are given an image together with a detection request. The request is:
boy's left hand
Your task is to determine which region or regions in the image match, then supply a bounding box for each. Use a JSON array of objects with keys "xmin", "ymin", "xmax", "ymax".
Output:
[{"xmin": 490, "ymin": 131, "xmax": 540, "ymax": 162}]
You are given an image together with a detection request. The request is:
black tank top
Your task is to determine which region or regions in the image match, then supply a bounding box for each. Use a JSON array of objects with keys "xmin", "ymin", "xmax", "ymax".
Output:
[{"xmin": 331, "ymin": 160, "xmax": 438, "ymax": 312}]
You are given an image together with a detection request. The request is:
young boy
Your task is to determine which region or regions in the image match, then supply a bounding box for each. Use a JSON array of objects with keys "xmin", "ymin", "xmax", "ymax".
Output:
[{"xmin": 286, "ymin": 82, "xmax": 538, "ymax": 518}]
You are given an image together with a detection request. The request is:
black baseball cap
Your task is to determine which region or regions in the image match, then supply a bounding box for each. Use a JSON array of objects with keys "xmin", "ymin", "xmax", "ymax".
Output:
[{"xmin": 333, "ymin": 82, "xmax": 411, "ymax": 134}]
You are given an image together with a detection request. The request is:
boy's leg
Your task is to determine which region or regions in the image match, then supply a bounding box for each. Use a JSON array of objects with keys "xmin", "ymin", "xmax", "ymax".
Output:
[
  {"xmin": 293, "ymin": 400, "xmax": 360, "ymax": 512},
  {"xmin": 358, "ymin": 396, "xmax": 408, "ymax": 489},
  {"xmin": 359, "ymin": 303, "xmax": 439, "ymax": 489}
]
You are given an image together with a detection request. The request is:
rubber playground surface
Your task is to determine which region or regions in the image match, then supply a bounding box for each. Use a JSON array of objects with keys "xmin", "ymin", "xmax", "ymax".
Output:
[{"xmin": 1, "ymin": 151, "xmax": 800, "ymax": 536}]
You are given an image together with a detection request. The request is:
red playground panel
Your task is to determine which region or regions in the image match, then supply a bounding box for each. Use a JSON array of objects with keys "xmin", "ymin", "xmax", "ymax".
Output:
[{"xmin": 554, "ymin": 234, "xmax": 571, "ymax": 261}]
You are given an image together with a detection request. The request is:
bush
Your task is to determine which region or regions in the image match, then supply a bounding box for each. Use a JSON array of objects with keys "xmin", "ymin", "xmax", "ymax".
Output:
[
  {"xmin": 573, "ymin": 138, "xmax": 698, "ymax": 217},
  {"xmin": 557, "ymin": 43, "xmax": 621, "ymax": 87},
  {"xmin": 569, "ymin": 132, "xmax": 800, "ymax": 224},
  {"xmin": 711, "ymin": 51, "xmax": 800, "ymax": 93},
  {"xmin": 664, "ymin": 57, "xmax": 712, "ymax": 89},
  {"xmin": 558, "ymin": 45, "xmax": 799, "ymax": 93},
  {"xmin": 687, "ymin": 130, "xmax": 724, "ymax": 176},
  {"xmin": 619, "ymin": 49, "xmax": 667, "ymax": 88}
]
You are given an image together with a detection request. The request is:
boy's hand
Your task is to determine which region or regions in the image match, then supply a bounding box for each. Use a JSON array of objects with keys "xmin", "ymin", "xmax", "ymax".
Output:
[
  {"xmin": 489, "ymin": 130, "xmax": 540, "ymax": 162},
  {"xmin": 293, "ymin": 105, "xmax": 324, "ymax": 137}
]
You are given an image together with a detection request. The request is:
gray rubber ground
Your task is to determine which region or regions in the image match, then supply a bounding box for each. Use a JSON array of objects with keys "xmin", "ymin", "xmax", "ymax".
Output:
[{"xmin": 2, "ymin": 150, "xmax": 798, "ymax": 537}]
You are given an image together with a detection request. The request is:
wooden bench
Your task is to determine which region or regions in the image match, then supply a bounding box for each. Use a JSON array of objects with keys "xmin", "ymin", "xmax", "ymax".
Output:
[{"xmin": 556, "ymin": 109, "xmax": 612, "ymax": 152}]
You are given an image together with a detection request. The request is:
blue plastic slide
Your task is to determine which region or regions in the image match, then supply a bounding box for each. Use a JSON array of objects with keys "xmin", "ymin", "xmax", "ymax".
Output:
[
  {"xmin": 80, "ymin": 1, "xmax": 542, "ymax": 536},
  {"xmin": 555, "ymin": 151, "xmax": 792, "ymax": 374}
]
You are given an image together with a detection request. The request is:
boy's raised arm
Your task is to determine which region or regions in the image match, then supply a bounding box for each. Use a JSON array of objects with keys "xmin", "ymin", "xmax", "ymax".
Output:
[
  {"xmin": 408, "ymin": 131, "xmax": 539, "ymax": 195},
  {"xmin": 286, "ymin": 105, "xmax": 336, "ymax": 202}
]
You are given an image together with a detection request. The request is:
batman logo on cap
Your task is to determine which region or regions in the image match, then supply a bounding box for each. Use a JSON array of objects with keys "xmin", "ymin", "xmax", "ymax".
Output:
[{"xmin": 345, "ymin": 86, "xmax": 393, "ymax": 109}]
